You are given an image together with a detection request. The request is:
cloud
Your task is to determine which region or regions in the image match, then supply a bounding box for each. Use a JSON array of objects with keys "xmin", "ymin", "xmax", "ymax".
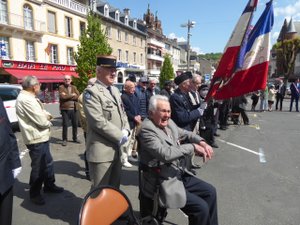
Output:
[
  {"xmin": 191, "ymin": 47, "xmax": 205, "ymax": 55},
  {"xmin": 168, "ymin": 33, "xmax": 186, "ymax": 42},
  {"xmin": 272, "ymin": 31, "xmax": 279, "ymax": 40},
  {"xmin": 274, "ymin": 0, "xmax": 300, "ymax": 17}
]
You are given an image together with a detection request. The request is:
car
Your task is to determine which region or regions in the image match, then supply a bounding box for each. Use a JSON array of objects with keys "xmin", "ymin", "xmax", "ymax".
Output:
[{"xmin": 0, "ymin": 84, "xmax": 22, "ymax": 129}]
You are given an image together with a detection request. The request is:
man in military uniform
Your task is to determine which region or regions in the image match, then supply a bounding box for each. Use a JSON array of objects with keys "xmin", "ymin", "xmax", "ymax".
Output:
[{"xmin": 83, "ymin": 55, "xmax": 130, "ymax": 189}]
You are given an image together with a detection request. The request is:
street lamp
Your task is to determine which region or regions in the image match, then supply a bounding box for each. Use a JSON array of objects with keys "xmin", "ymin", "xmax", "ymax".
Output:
[{"xmin": 181, "ymin": 20, "xmax": 196, "ymax": 72}]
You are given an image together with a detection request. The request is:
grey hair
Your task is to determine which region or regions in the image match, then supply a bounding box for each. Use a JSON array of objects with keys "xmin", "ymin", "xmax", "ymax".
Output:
[
  {"xmin": 21, "ymin": 76, "xmax": 39, "ymax": 89},
  {"xmin": 148, "ymin": 95, "xmax": 169, "ymax": 113},
  {"xmin": 192, "ymin": 74, "xmax": 201, "ymax": 83}
]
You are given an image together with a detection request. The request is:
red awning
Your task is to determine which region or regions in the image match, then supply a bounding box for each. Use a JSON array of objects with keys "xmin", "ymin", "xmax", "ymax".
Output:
[{"xmin": 4, "ymin": 69, "xmax": 78, "ymax": 83}]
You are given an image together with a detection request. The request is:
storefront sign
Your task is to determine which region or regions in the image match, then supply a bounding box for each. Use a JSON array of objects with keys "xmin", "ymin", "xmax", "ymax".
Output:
[{"xmin": 1, "ymin": 60, "xmax": 76, "ymax": 72}]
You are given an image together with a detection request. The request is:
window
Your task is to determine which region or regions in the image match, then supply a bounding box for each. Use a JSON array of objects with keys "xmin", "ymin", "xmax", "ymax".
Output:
[
  {"xmin": 118, "ymin": 49, "xmax": 122, "ymax": 61},
  {"xmin": 105, "ymin": 26, "xmax": 111, "ymax": 38},
  {"xmin": 133, "ymin": 20, "xmax": 137, "ymax": 29},
  {"xmin": 26, "ymin": 41, "xmax": 35, "ymax": 61},
  {"xmin": 115, "ymin": 11, "xmax": 120, "ymax": 21},
  {"xmin": 47, "ymin": 11, "xmax": 56, "ymax": 33},
  {"xmin": 133, "ymin": 52, "xmax": 136, "ymax": 63},
  {"xmin": 140, "ymin": 53, "xmax": 143, "ymax": 64},
  {"xmin": 125, "ymin": 32, "xmax": 128, "ymax": 43},
  {"xmin": 117, "ymin": 29, "xmax": 121, "ymax": 41},
  {"xmin": 79, "ymin": 21, "xmax": 85, "ymax": 36},
  {"xmin": 125, "ymin": 51, "xmax": 129, "ymax": 62},
  {"xmin": 0, "ymin": 36, "xmax": 9, "ymax": 59},
  {"xmin": 104, "ymin": 5, "xmax": 109, "ymax": 17},
  {"xmin": 65, "ymin": 16, "xmax": 73, "ymax": 37},
  {"xmin": 124, "ymin": 16, "xmax": 128, "ymax": 26},
  {"xmin": 133, "ymin": 36, "xmax": 136, "ymax": 46},
  {"xmin": 0, "ymin": 0, "xmax": 8, "ymax": 24},
  {"xmin": 23, "ymin": 4, "xmax": 33, "ymax": 30},
  {"xmin": 67, "ymin": 47, "xmax": 74, "ymax": 65},
  {"xmin": 50, "ymin": 44, "xmax": 58, "ymax": 63}
]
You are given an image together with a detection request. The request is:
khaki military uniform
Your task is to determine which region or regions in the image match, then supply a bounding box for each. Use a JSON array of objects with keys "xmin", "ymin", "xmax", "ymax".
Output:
[{"xmin": 83, "ymin": 80, "xmax": 129, "ymax": 188}]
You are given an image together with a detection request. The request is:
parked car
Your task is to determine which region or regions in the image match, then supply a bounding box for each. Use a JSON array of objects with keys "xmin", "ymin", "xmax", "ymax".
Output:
[{"xmin": 0, "ymin": 84, "xmax": 22, "ymax": 129}]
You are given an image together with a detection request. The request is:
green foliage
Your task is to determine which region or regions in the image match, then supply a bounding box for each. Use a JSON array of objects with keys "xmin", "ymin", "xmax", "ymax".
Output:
[
  {"xmin": 159, "ymin": 54, "xmax": 174, "ymax": 89},
  {"xmin": 73, "ymin": 11, "xmax": 112, "ymax": 92},
  {"xmin": 198, "ymin": 53, "xmax": 222, "ymax": 61},
  {"xmin": 273, "ymin": 38, "xmax": 300, "ymax": 81}
]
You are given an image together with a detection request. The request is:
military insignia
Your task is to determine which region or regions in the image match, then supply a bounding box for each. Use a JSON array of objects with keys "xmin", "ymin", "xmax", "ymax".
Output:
[{"xmin": 84, "ymin": 91, "xmax": 91, "ymax": 100}]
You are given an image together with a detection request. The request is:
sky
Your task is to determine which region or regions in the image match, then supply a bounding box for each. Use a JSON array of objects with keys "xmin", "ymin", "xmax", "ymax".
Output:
[{"xmin": 102, "ymin": 0, "xmax": 300, "ymax": 54}]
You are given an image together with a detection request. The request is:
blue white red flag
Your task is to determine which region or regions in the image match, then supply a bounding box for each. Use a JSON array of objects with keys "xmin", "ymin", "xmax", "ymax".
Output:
[{"xmin": 206, "ymin": 0, "xmax": 274, "ymax": 100}]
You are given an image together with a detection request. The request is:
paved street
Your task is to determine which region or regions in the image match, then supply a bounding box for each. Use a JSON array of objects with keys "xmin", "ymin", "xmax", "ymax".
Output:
[{"xmin": 12, "ymin": 98, "xmax": 300, "ymax": 225}]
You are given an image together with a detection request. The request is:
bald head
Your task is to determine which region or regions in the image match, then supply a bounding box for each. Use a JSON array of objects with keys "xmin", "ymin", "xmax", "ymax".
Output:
[{"xmin": 124, "ymin": 80, "xmax": 135, "ymax": 94}]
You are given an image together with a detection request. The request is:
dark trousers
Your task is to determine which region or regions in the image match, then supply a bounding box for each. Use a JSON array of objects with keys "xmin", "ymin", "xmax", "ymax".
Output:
[
  {"xmin": 61, "ymin": 109, "xmax": 78, "ymax": 141},
  {"xmin": 232, "ymin": 107, "xmax": 249, "ymax": 124},
  {"xmin": 275, "ymin": 94, "xmax": 284, "ymax": 110},
  {"xmin": 83, "ymin": 132, "xmax": 89, "ymax": 176},
  {"xmin": 181, "ymin": 174, "xmax": 218, "ymax": 225},
  {"xmin": 0, "ymin": 186, "xmax": 13, "ymax": 225},
  {"xmin": 27, "ymin": 141, "xmax": 55, "ymax": 198},
  {"xmin": 289, "ymin": 95, "xmax": 299, "ymax": 112}
]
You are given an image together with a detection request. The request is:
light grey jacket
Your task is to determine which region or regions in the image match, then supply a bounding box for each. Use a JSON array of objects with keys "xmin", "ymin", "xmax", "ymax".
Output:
[
  {"xmin": 16, "ymin": 90, "xmax": 52, "ymax": 145},
  {"xmin": 138, "ymin": 118, "xmax": 204, "ymax": 202},
  {"xmin": 83, "ymin": 81, "xmax": 129, "ymax": 163}
]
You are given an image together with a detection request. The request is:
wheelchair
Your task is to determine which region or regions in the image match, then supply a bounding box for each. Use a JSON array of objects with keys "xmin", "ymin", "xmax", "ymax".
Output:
[{"xmin": 139, "ymin": 163, "xmax": 168, "ymax": 225}]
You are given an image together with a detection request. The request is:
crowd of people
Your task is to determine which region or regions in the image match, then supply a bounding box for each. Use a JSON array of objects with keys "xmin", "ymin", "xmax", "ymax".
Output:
[{"xmin": 6, "ymin": 54, "xmax": 296, "ymax": 225}]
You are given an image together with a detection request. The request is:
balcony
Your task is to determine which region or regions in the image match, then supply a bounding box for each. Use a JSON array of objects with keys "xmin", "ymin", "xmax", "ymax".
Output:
[
  {"xmin": 147, "ymin": 53, "xmax": 164, "ymax": 62},
  {"xmin": 0, "ymin": 12, "xmax": 45, "ymax": 39},
  {"xmin": 148, "ymin": 38, "xmax": 165, "ymax": 48},
  {"xmin": 47, "ymin": 0, "xmax": 88, "ymax": 16}
]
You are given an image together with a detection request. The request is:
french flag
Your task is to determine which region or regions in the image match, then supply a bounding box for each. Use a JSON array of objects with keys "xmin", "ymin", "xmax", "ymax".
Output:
[{"xmin": 207, "ymin": 0, "xmax": 274, "ymax": 100}]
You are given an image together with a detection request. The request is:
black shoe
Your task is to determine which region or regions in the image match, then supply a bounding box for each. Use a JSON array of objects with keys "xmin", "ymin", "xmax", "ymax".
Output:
[
  {"xmin": 211, "ymin": 143, "xmax": 219, "ymax": 148},
  {"xmin": 30, "ymin": 195, "xmax": 45, "ymax": 205},
  {"xmin": 73, "ymin": 139, "xmax": 81, "ymax": 144},
  {"xmin": 219, "ymin": 126, "xmax": 227, "ymax": 130},
  {"xmin": 62, "ymin": 140, "xmax": 67, "ymax": 146},
  {"xmin": 214, "ymin": 133, "xmax": 220, "ymax": 137},
  {"xmin": 44, "ymin": 185, "xmax": 64, "ymax": 193}
]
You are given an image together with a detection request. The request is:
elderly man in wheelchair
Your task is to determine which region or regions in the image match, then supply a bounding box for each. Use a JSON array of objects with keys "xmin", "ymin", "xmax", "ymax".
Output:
[{"xmin": 138, "ymin": 95, "xmax": 218, "ymax": 225}]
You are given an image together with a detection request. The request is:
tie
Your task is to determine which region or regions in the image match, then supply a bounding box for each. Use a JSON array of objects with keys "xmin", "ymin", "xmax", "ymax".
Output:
[{"xmin": 107, "ymin": 86, "xmax": 113, "ymax": 96}]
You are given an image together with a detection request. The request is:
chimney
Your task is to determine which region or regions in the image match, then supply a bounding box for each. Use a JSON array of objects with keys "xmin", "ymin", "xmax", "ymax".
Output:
[{"xmin": 123, "ymin": 8, "xmax": 130, "ymax": 16}]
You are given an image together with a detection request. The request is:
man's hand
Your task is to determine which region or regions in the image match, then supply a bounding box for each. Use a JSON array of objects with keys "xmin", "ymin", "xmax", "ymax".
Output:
[
  {"xmin": 199, "ymin": 141, "xmax": 214, "ymax": 159},
  {"xmin": 193, "ymin": 144, "xmax": 208, "ymax": 162},
  {"xmin": 134, "ymin": 115, "xmax": 142, "ymax": 124}
]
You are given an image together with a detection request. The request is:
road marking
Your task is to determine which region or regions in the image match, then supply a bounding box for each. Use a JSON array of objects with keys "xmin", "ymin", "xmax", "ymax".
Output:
[
  {"xmin": 259, "ymin": 148, "xmax": 266, "ymax": 163},
  {"xmin": 219, "ymin": 139, "xmax": 266, "ymax": 163}
]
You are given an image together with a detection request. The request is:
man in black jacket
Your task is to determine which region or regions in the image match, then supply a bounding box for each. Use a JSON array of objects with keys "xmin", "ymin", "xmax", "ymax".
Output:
[{"xmin": 0, "ymin": 97, "xmax": 21, "ymax": 225}]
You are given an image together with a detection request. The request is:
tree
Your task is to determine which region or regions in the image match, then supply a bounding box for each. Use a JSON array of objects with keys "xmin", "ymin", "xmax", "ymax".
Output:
[
  {"xmin": 73, "ymin": 11, "xmax": 112, "ymax": 92},
  {"xmin": 273, "ymin": 38, "xmax": 300, "ymax": 82},
  {"xmin": 159, "ymin": 54, "xmax": 174, "ymax": 89}
]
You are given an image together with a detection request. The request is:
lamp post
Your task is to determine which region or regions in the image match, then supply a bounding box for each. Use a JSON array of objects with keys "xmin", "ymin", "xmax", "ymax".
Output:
[{"xmin": 181, "ymin": 20, "xmax": 196, "ymax": 72}]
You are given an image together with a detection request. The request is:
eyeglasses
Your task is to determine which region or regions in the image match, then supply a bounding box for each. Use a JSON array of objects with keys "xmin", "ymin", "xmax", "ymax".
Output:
[{"xmin": 64, "ymin": 79, "xmax": 71, "ymax": 81}]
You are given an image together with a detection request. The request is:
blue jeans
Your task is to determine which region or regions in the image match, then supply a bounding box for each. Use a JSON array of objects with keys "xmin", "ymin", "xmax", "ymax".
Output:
[{"xmin": 26, "ymin": 141, "xmax": 55, "ymax": 198}]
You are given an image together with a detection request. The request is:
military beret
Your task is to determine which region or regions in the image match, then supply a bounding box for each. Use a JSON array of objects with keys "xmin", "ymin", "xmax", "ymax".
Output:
[
  {"xmin": 139, "ymin": 76, "xmax": 148, "ymax": 83},
  {"xmin": 199, "ymin": 84, "xmax": 209, "ymax": 90},
  {"xmin": 174, "ymin": 72, "xmax": 192, "ymax": 85},
  {"xmin": 96, "ymin": 55, "xmax": 117, "ymax": 68}
]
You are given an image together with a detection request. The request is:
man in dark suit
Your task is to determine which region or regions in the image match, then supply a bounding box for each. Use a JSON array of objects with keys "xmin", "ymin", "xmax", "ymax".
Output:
[
  {"xmin": 0, "ymin": 97, "xmax": 21, "ymax": 225},
  {"xmin": 121, "ymin": 80, "xmax": 141, "ymax": 167},
  {"xmin": 275, "ymin": 79, "xmax": 286, "ymax": 111},
  {"xmin": 289, "ymin": 79, "xmax": 299, "ymax": 112},
  {"xmin": 138, "ymin": 95, "xmax": 218, "ymax": 225}
]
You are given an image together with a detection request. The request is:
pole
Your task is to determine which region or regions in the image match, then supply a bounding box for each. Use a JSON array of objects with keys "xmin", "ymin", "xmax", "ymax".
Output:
[{"xmin": 187, "ymin": 20, "xmax": 191, "ymax": 72}]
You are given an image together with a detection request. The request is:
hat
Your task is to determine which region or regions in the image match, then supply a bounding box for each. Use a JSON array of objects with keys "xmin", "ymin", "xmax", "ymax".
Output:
[
  {"xmin": 199, "ymin": 84, "xmax": 209, "ymax": 91},
  {"xmin": 139, "ymin": 76, "xmax": 148, "ymax": 83},
  {"xmin": 174, "ymin": 72, "xmax": 192, "ymax": 85},
  {"xmin": 96, "ymin": 55, "xmax": 117, "ymax": 68}
]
